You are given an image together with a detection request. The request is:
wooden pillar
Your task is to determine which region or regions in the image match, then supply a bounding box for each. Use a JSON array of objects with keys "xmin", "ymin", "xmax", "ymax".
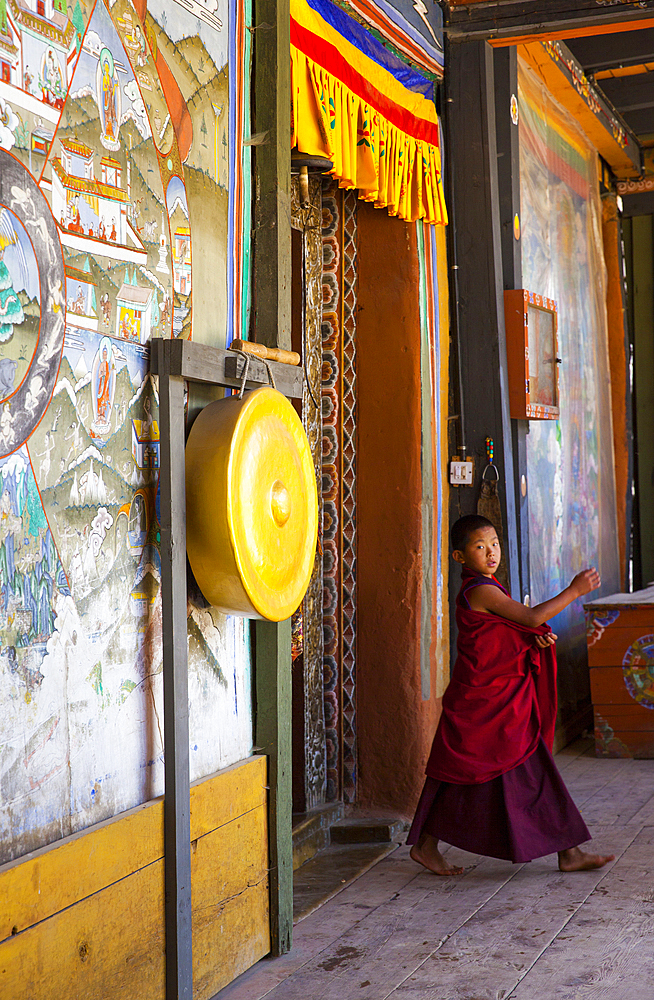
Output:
[
  {"xmin": 631, "ymin": 215, "xmax": 654, "ymax": 590},
  {"xmin": 254, "ymin": 0, "xmax": 291, "ymax": 351},
  {"xmin": 444, "ymin": 38, "xmax": 520, "ymax": 597},
  {"xmin": 494, "ymin": 45, "xmax": 530, "ymax": 603},
  {"xmin": 253, "ymin": 0, "xmax": 294, "ymax": 956},
  {"xmin": 602, "ymin": 194, "xmax": 633, "ymax": 591},
  {"xmin": 158, "ymin": 347, "xmax": 193, "ymax": 1000},
  {"xmin": 255, "ymin": 621, "xmax": 293, "ymax": 955}
]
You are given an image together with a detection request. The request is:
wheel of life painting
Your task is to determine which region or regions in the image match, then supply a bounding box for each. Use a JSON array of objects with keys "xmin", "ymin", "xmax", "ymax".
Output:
[
  {"xmin": 0, "ymin": 150, "xmax": 66, "ymax": 459},
  {"xmin": 0, "ymin": 0, "xmax": 246, "ymax": 867},
  {"xmin": 623, "ymin": 634, "xmax": 654, "ymax": 710}
]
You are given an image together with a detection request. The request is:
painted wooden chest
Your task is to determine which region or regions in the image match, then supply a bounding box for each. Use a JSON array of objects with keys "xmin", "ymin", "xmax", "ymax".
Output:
[{"xmin": 585, "ymin": 586, "xmax": 654, "ymax": 758}]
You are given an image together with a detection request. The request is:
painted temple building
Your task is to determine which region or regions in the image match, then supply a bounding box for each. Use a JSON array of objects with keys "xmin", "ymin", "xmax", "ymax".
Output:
[
  {"xmin": 64, "ymin": 263, "xmax": 97, "ymax": 332},
  {"xmin": 115, "ymin": 278, "xmax": 154, "ymax": 343},
  {"xmin": 0, "ymin": 0, "xmax": 76, "ymax": 165},
  {"xmin": 52, "ymin": 138, "xmax": 128, "ymax": 242},
  {"xmin": 172, "ymin": 224, "xmax": 191, "ymax": 296},
  {"xmin": 0, "ymin": 0, "xmax": 74, "ymax": 102}
]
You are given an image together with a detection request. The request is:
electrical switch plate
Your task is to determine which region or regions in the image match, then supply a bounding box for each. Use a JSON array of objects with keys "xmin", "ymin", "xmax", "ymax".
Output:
[{"xmin": 450, "ymin": 460, "xmax": 473, "ymax": 486}]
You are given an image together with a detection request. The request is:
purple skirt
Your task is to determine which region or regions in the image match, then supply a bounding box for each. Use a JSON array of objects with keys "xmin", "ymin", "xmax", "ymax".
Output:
[{"xmin": 407, "ymin": 739, "xmax": 590, "ymax": 863}]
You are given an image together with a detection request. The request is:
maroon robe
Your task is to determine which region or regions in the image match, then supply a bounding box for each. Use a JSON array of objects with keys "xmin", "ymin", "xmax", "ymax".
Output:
[
  {"xmin": 425, "ymin": 568, "xmax": 557, "ymax": 785},
  {"xmin": 408, "ymin": 569, "xmax": 590, "ymax": 862}
]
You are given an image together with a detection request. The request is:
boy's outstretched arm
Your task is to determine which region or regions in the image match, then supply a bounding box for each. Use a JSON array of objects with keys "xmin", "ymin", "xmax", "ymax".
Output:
[{"xmin": 467, "ymin": 568, "xmax": 601, "ymax": 627}]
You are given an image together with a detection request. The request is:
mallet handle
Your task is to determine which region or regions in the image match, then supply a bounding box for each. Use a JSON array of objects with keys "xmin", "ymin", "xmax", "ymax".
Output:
[{"xmin": 230, "ymin": 339, "xmax": 301, "ymax": 367}]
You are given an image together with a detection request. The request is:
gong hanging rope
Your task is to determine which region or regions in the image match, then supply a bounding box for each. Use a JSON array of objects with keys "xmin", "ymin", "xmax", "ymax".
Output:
[{"xmin": 231, "ymin": 348, "xmax": 277, "ymax": 397}]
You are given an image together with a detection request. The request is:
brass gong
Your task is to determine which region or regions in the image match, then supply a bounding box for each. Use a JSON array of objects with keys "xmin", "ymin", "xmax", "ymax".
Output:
[{"xmin": 185, "ymin": 386, "xmax": 318, "ymax": 620}]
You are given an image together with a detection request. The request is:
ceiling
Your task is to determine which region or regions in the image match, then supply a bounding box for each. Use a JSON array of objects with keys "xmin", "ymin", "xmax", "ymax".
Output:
[
  {"xmin": 442, "ymin": 3, "xmax": 654, "ymax": 154},
  {"xmin": 566, "ymin": 30, "xmax": 654, "ymax": 148}
]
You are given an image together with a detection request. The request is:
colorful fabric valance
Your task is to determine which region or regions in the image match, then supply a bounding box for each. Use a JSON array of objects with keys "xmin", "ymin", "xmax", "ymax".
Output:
[{"xmin": 291, "ymin": 0, "xmax": 448, "ymax": 226}]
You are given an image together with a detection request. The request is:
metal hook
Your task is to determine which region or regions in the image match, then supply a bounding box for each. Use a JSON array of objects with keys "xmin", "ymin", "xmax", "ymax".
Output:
[{"xmin": 482, "ymin": 463, "xmax": 500, "ymax": 482}]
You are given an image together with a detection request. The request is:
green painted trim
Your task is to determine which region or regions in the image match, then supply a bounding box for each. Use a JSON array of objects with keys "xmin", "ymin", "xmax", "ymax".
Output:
[
  {"xmin": 254, "ymin": 618, "xmax": 293, "ymax": 956},
  {"xmin": 417, "ymin": 221, "xmax": 433, "ymax": 702}
]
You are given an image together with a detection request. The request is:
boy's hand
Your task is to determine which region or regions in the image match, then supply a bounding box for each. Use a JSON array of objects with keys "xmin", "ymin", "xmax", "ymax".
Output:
[
  {"xmin": 570, "ymin": 568, "xmax": 601, "ymax": 598},
  {"xmin": 535, "ymin": 632, "xmax": 557, "ymax": 649}
]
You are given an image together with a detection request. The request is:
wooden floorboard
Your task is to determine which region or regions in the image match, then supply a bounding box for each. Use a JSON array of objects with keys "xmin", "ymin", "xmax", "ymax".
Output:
[
  {"xmin": 555, "ymin": 737, "xmax": 595, "ymax": 773},
  {"xmin": 215, "ymin": 851, "xmax": 422, "ymax": 1000},
  {"xmin": 625, "ymin": 792, "xmax": 654, "ymax": 826},
  {"xmin": 507, "ymin": 826, "xmax": 654, "ymax": 999},
  {"xmin": 385, "ymin": 828, "xmax": 638, "ymax": 1000},
  {"xmin": 215, "ymin": 746, "xmax": 654, "ymax": 1000},
  {"xmin": 249, "ymin": 847, "xmax": 520, "ymax": 1000},
  {"xmin": 572, "ymin": 760, "xmax": 654, "ymax": 826}
]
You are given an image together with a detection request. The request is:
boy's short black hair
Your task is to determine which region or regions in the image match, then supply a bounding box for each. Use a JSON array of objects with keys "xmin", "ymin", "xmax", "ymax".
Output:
[{"xmin": 451, "ymin": 514, "xmax": 496, "ymax": 552}]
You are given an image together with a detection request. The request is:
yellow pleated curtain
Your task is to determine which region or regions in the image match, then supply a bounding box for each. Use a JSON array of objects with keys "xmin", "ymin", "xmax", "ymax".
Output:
[{"xmin": 290, "ymin": 0, "xmax": 448, "ymax": 226}]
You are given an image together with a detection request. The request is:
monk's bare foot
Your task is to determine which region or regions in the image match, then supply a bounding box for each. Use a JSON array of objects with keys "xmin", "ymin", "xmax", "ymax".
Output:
[
  {"xmin": 410, "ymin": 834, "xmax": 464, "ymax": 876},
  {"xmin": 558, "ymin": 846, "xmax": 615, "ymax": 872}
]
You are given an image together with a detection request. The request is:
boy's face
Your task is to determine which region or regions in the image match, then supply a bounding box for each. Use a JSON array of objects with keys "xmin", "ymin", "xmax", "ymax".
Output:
[{"xmin": 453, "ymin": 526, "xmax": 501, "ymax": 577}]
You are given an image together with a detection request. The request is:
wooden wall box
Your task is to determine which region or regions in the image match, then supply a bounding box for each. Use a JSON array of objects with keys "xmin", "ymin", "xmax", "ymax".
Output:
[
  {"xmin": 504, "ymin": 289, "xmax": 560, "ymax": 420},
  {"xmin": 585, "ymin": 587, "xmax": 654, "ymax": 757}
]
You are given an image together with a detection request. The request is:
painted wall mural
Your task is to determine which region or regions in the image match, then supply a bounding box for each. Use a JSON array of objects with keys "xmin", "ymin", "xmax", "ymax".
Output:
[
  {"xmin": 518, "ymin": 58, "xmax": 620, "ymax": 722},
  {"xmin": 0, "ymin": 0, "xmax": 252, "ymax": 865}
]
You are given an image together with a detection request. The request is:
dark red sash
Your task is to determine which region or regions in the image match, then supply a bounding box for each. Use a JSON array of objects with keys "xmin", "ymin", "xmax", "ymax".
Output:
[{"xmin": 425, "ymin": 569, "xmax": 557, "ymax": 784}]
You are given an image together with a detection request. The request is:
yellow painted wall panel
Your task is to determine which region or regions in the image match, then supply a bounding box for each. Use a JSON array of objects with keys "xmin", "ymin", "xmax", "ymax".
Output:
[
  {"xmin": 0, "ymin": 799, "xmax": 164, "ymax": 942},
  {"xmin": 0, "ymin": 859, "xmax": 166, "ymax": 1000},
  {"xmin": 0, "ymin": 757, "xmax": 270, "ymax": 998},
  {"xmin": 190, "ymin": 754, "xmax": 267, "ymax": 839},
  {"xmin": 193, "ymin": 882, "xmax": 270, "ymax": 1000},
  {"xmin": 193, "ymin": 801, "xmax": 270, "ymax": 1000},
  {"xmin": 193, "ymin": 803, "xmax": 269, "ymax": 921},
  {"xmin": 0, "ymin": 860, "xmax": 269, "ymax": 1000},
  {"xmin": 0, "ymin": 755, "xmax": 266, "ymax": 940}
]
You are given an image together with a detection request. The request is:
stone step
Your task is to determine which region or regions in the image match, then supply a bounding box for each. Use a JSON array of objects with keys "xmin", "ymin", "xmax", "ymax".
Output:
[
  {"xmin": 330, "ymin": 816, "xmax": 406, "ymax": 844},
  {"xmin": 292, "ymin": 801, "xmax": 344, "ymax": 871}
]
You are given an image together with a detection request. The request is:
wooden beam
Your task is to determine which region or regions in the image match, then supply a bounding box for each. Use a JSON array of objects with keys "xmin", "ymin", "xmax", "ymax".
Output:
[
  {"xmin": 567, "ymin": 28, "xmax": 654, "ymax": 72},
  {"xmin": 519, "ymin": 41, "xmax": 642, "ymax": 177},
  {"xmin": 150, "ymin": 339, "xmax": 303, "ymax": 398},
  {"xmin": 446, "ymin": 1, "xmax": 654, "ymax": 42},
  {"xmin": 253, "ymin": 0, "xmax": 294, "ymax": 957},
  {"xmin": 156, "ymin": 338, "xmax": 193, "ymax": 1000},
  {"xmin": 444, "ymin": 38, "xmax": 521, "ymax": 598},
  {"xmin": 494, "ymin": 46, "xmax": 530, "ymax": 604}
]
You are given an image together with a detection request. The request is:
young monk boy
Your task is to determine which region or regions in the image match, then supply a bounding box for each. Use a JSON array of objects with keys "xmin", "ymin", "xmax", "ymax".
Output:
[{"xmin": 408, "ymin": 514, "xmax": 614, "ymax": 876}]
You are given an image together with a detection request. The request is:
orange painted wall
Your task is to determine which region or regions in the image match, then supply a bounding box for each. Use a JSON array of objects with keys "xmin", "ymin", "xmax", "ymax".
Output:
[{"xmin": 356, "ymin": 203, "xmax": 443, "ymax": 818}]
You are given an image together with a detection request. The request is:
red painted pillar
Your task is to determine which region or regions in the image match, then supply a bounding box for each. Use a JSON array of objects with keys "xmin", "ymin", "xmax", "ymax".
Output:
[{"xmin": 356, "ymin": 203, "xmax": 442, "ymax": 817}]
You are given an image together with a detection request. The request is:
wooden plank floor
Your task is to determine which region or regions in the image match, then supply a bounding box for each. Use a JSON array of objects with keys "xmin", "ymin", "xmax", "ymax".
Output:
[{"xmin": 216, "ymin": 739, "xmax": 654, "ymax": 1000}]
